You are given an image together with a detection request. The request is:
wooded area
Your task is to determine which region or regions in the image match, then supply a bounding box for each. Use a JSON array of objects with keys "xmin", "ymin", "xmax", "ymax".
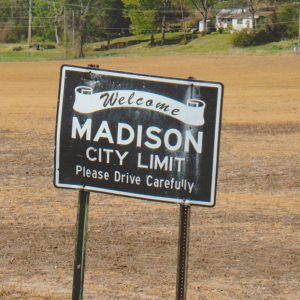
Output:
[{"xmin": 0, "ymin": 0, "xmax": 298, "ymax": 56}]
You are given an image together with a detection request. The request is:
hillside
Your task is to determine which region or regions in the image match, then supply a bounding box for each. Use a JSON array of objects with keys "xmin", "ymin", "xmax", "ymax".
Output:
[{"xmin": 0, "ymin": 32, "xmax": 298, "ymax": 62}]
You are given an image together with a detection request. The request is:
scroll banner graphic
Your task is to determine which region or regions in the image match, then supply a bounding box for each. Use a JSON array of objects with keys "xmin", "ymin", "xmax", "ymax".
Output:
[{"xmin": 73, "ymin": 86, "xmax": 206, "ymax": 126}]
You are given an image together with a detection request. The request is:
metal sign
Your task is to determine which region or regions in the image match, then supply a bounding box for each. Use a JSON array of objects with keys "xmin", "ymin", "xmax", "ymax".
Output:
[{"xmin": 54, "ymin": 65, "xmax": 223, "ymax": 206}]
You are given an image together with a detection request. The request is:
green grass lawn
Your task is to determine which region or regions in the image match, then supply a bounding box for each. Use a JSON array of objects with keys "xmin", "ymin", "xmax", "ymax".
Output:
[
  {"xmin": 86, "ymin": 32, "xmax": 297, "ymax": 57},
  {"xmin": 0, "ymin": 33, "xmax": 297, "ymax": 62},
  {"xmin": 0, "ymin": 43, "xmax": 65, "ymax": 62}
]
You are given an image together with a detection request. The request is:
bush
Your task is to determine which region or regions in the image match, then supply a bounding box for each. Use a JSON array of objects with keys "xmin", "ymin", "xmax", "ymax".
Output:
[
  {"xmin": 231, "ymin": 29, "xmax": 255, "ymax": 47},
  {"xmin": 231, "ymin": 26, "xmax": 283, "ymax": 48},
  {"xmin": 265, "ymin": 23, "xmax": 286, "ymax": 41},
  {"xmin": 12, "ymin": 46, "xmax": 23, "ymax": 51},
  {"xmin": 254, "ymin": 29, "xmax": 272, "ymax": 44},
  {"xmin": 34, "ymin": 36, "xmax": 47, "ymax": 43},
  {"xmin": 217, "ymin": 27, "xmax": 224, "ymax": 34},
  {"xmin": 43, "ymin": 44, "xmax": 56, "ymax": 49},
  {"xmin": 277, "ymin": 4, "xmax": 299, "ymax": 38}
]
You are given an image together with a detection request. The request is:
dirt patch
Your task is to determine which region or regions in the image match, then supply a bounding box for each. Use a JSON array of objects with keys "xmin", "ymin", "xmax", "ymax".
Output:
[{"xmin": 0, "ymin": 55, "xmax": 299, "ymax": 299}]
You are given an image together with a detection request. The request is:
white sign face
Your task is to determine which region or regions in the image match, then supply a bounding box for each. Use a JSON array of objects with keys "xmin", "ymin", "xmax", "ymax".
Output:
[
  {"xmin": 73, "ymin": 87, "xmax": 206, "ymax": 126},
  {"xmin": 54, "ymin": 65, "xmax": 223, "ymax": 207}
]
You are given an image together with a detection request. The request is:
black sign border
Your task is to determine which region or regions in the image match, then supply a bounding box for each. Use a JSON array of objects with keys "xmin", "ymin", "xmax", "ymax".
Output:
[{"xmin": 54, "ymin": 65, "xmax": 224, "ymax": 207}]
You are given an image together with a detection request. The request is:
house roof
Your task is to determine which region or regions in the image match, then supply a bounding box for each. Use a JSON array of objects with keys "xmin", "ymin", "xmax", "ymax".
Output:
[
  {"xmin": 217, "ymin": 7, "xmax": 274, "ymax": 20},
  {"xmin": 256, "ymin": 11, "xmax": 274, "ymax": 18},
  {"xmin": 217, "ymin": 7, "xmax": 248, "ymax": 18}
]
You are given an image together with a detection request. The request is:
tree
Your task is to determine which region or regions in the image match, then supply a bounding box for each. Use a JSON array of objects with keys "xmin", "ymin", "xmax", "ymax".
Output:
[
  {"xmin": 277, "ymin": 3, "xmax": 299, "ymax": 38},
  {"xmin": 0, "ymin": 0, "xmax": 29, "ymax": 42},
  {"xmin": 122, "ymin": 0, "xmax": 161, "ymax": 46},
  {"xmin": 63, "ymin": 0, "xmax": 92, "ymax": 57},
  {"xmin": 66, "ymin": 0, "xmax": 128, "ymax": 57},
  {"xmin": 247, "ymin": 0, "xmax": 259, "ymax": 29},
  {"xmin": 33, "ymin": 0, "xmax": 64, "ymax": 44},
  {"xmin": 161, "ymin": 0, "xmax": 167, "ymax": 45},
  {"xmin": 188, "ymin": 0, "xmax": 216, "ymax": 34},
  {"xmin": 86, "ymin": 0, "xmax": 128, "ymax": 45},
  {"xmin": 160, "ymin": 0, "xmax": 172, "ymax": 45},
  {"xmin": 77, "ymin": 0, "xmax": 90, "ymax": 57}
]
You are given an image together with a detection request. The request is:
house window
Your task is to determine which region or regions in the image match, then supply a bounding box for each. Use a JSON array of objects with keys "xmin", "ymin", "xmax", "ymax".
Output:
[{"xmin": 237, "ymin": 19, "xmax": 243, "ymax": 25}]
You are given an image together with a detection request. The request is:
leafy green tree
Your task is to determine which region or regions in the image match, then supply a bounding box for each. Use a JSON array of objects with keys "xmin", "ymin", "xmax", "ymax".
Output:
[
  {"xmin": 122, "ymin": 0, "xmax": 161, "ymax": 46},
  {"xmin": 0, "ymin": 0, "xmax": 29, "ymax": 42},
  {"xmin": 33, "ymin": 0, "xmax": 64, "ymax": 43},
  {"xmin": 65, "ymin": 0, "xmax": 128, "ymax": 57},
  {"xmin": 86, "ymin": 0, "xmax": 128, "ymax": 45},
  {"xmin": 277, "ymin": 3, "xmax": 299, "ymax": 38}
]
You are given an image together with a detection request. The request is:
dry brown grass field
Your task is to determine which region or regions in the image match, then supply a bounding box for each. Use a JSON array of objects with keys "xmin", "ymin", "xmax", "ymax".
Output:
[{"xmin": 0, "ymin": 54, "xmax": 299, "ymax": 299}]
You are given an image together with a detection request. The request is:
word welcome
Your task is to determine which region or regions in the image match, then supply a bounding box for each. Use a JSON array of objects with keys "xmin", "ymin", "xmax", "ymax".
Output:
[
  {"xmin": 73, "ymin": 88, "xmax": 206, "ymax": 126},
  {"xmin": 100, "ymin": 91, "xmax": 180, "ymax": 116}
]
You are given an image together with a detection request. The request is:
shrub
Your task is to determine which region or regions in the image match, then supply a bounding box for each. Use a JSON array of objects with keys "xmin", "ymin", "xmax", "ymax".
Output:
[
  {"xmin": 265, "ymin": 22, "xmax": 286, "ymax": 41},
  {"xmin": 12, "ymin": 46, "xmax": 23, "ymax": 51},
  {"xmin": 34, "ymin": 36, "xmax": 47, "ymax": 43},
  {"xmin": 217, "ymin": 27, "xmax": 224, "ymax": 34},
  {"xmin": 231, "ymin": 29, "xmax": 255, "ymax": 47},
  {"xmin": 43, "ymin": 44, "xmax": 56, "ymax": 49},
  {"xmin": 277, "ymin": 4, "xmax": 298, "ymax": 38},
  {"xmin": 254, "ymin": 29, "xmax": 272, "ymax": 44},
  {"xmin": 232, "ymin": 26, "xmax": 284, "ymax": 48}
]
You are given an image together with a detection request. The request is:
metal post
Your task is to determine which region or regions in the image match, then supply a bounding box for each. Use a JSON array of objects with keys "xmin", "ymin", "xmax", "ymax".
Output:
[
  {"xmin": 72, "ymin": 190, "xmax": 90, "ymax": 300},
  {"xmin": 28, "ymin": 0, "xmax": 32, "ymax": 48},
  {"xmin": 72, "ymin": 10, "xmax": 75, "ymax": 46},
  {"xmin": 298, "ymin": 7, "xmax": 300, "ymax": 51},
  {"xmin": 176, "ymin": 202, "xmax": 191, "ymax": 300},
  {"xmin": 64, "ymin": 6, "xmax": 67, "ymax": 60}
]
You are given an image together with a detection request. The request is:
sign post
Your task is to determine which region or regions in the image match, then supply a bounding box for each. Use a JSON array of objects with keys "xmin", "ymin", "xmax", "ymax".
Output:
[
  {"xmin": 54, "ymin": 65, "xmax": 223, "ymax": 299},
  {"xmin": 72, "ymin": 190, "xmax": 90, "ymax": 300},
  {"xmin": 176, "ymin": 202, "xmax": 191, "ymax": 300}
]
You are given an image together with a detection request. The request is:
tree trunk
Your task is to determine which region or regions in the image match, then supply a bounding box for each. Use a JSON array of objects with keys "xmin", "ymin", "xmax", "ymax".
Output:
[
  {"xmin": 75, "ymin": 1, "xmax": 89, "ymax": 58},
  {"xmin": 198, "ymin": 6, "xmax": 209, "ymax": 35},
  {"xmin": 150, "ymin": 32, "xmax": 155, "ymax": 47},
  {"xmin": 202, "ymin": 12, "xmax": 208, "ymax": 35},
  {"xmin": 161, "ymin": 14, "xmax": 166, "ymax": 45},
  {"xmin": 179, "ymin": 0, "xmax": 187, "ymax": 42},
  {"xmin": 54, "ymin": 20, "xmax": 60, "ymax": 44},
  {"xmin": 248, "ymin": 0, "xmax": 256, "ymax": 30},
  {"xmin": 161, "ymin": 0, "xmax": 168, "ymax": 45},
  {"xmin": 28, "ymin": 0, "xmax": 32, "ymax": 48},
  {"xmin": 250, "ymin": 12, "xmax": 256, "ymax": 30},
  {"xmin": 77, "ymin": 14, "xmax": 86, "ymax": 57}
]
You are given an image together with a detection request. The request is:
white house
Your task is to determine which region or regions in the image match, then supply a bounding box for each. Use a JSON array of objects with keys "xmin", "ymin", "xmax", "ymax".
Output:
[{"xmin": 215, "ymin": 7, "xmax": 274, "ymax": 32}]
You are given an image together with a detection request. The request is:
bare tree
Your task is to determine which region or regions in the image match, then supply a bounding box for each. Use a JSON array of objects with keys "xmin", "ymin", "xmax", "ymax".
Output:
[
  {"xmin": 247, "ymin": 0, "xmax": 259, "ymax": 29},
  {"xmin": 161, "ymin": 0, "xmax": 171, "ymax": 45},
  {"xmin": 77, "ymin": 0, "xmax": 91, "ymax": 57},
  {"xmin": 189, "ymin": 0, "xmax": 215, "ymax": 34},
  {"xmin": 51, "ymin": 2, "xmax": 64, "ymax": 44},
  {"xmin": 66, "ymin": 0, "xmax": 90, "ymax": 57},
  {"xmin": 28, "ymin": 0, "xmax": 32, "ymax": 47}
]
